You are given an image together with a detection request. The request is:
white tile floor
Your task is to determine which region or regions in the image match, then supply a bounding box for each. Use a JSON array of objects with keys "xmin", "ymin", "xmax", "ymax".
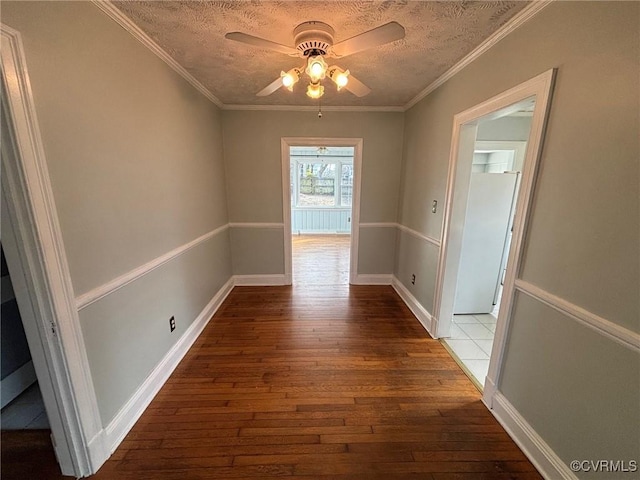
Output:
[
  {"xmin": 1, "ymin": 382, "xmax": 50, "ymax": 430},
  {"xmin": 443, "ymin": 312, "xmax": 498, "ymax": 387}
]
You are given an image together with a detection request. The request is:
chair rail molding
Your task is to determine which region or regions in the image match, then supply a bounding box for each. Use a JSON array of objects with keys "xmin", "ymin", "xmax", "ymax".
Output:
[
  {"xmin": 228, "ymin": 222, "xmax": 285, "ymax": 229},
  {"xmin": 396, "ymin": 223, "xmax": 441, "ymax": 247},
  {"xmin": 359, "ymin": 222, "xmax": 397, "ymax": 229},
  {"xmin": 76, "ymin": 224, "xmax": 230, "ymax": 310},
  {"xmin": 515, "ymin": 280, "xmax": 640, "ymax": 352}
]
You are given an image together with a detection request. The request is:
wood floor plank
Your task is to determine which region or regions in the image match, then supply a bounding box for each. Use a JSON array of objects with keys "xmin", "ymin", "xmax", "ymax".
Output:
[
  {"xmin": 0, "ymin": 430, "xmax": 75, "ymax": 480},
  {"xmin": 2, "ymin": 236, "xmax": 542, "ymax": 479}
]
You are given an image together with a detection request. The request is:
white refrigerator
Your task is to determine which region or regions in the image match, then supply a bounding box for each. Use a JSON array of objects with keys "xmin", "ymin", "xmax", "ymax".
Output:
[{"xmin": 453, "ymin": 172, "xmax": 519, "ymax": 315}]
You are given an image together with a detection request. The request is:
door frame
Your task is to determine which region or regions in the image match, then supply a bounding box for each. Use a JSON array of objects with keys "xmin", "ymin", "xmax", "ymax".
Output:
[
  {"xmin": 1, "ymin": 24, "xmax": 106, "ymax": 476},
  {"xmin": 281, "ymin": 137, "xmax": 363, "ymax": 284},
  {"xmin": 432, "ymin": 69, "xmax": 556, "ymax": 401}
]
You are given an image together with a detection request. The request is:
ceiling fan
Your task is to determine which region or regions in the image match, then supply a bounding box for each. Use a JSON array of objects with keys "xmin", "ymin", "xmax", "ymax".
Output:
[{"xmin": 225, "ymin": 20, "xmax": 405, "ymax": 99}]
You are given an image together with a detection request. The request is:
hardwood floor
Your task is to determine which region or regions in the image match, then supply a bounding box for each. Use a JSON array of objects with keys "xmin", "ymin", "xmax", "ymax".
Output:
[
  {"xmin": 1, "ymin": 237, "xmax": 541, "ymax": 479},
  {"xmin": 1, "ymin": 430, "xmax": 73, "ymax": 479},
  {"xmin": 292, "ymin": 235, "xmax": 350, "ymax": 286}
]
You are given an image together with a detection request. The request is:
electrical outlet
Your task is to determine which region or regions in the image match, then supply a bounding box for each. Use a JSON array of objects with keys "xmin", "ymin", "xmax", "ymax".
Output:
[
  {"xmin": 411, "ymin": 274, "xmax": 416, "ymax": 285},
  {"xmin": 432, "ymin": 200, "xmax": 438, "ymax": 214},
  {"xmin": 169, "ymin": 316, "xmax": 176, "ymax": 332}
]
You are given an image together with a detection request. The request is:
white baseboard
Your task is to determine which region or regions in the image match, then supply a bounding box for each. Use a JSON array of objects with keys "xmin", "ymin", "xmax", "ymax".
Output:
[
  {"xmin": 490, "ymin": 391, "xmax": 577, "ymax": 480},
  {"xmin": 482, "ymin": 376, "xmax": 497, "ymax": 409},
  {"xmin": 352, "ymin": 274, "xmax": 393, "ymax": 285},
  {"xmin": 0, "ymin": 360, "xmax": 37, "ymax": 408},
  {"xmin": 103, "ymin": 277, "xmax": 234, "ymax": 452},
  {"xmin": 391, "ymin": 276, "xmax": 435, "ymax": 337},
  {"xmin": 233, "ymin": 274, "xmax": 288, "ymax": 286},
  {"xmin": 87, "ymin": 430, "xmax": 109, "ymax": 474}
]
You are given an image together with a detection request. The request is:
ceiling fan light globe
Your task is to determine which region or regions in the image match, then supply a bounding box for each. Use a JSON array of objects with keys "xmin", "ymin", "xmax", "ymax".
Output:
[
  {"xmin": 282, "ymin": 74, "xmax": 294, "ymax": 88},
  {"xmin": 306, "ymin": 55, "xmax": 327, "ymax": 82},
  {"xmin": 280, "ymin": 68, "xmax": 300, "ymax": 92},
  {"xmin": 310, "ymin": 61, "xmax": 324, "ymax": 78},
  {"xmin": 306, "ymin": 83, "xmax": 324, "ymax": 99},
  {"xmin": 335, "ymin": 70, "xmax": 349, "ymax": 90}
]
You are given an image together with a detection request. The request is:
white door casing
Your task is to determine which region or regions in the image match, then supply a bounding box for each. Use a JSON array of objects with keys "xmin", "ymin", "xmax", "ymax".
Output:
[
  {"xmin": 281, "ymin": 137, "xmax": 363, "ymax": 285},
  {"xmin": 1, "ymin": 24, "xmax": 107, "ymax": 477},
  {"xmin": 432, "ymin": 69, "xmax": 556, "ymax": 402}
]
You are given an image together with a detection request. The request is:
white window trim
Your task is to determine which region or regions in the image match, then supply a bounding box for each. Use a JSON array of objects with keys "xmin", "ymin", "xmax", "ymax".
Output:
[{"xmin": 291, "ymin": 156, "xmax": 354, "ymax": 209}]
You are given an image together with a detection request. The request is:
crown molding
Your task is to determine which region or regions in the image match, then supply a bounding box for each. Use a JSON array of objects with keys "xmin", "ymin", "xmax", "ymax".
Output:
[
  {"xmin": 93, "ymin": 0, "xmax": 551, "ymax": 113},
  {"xmin": 91, "ymin": 1, "xmax": 224, "ymax": 108},
  {"xmin": 222, "ymin": 104, "xmax": 404, "ymax": 113},
  {"xmin": 403, "ymin": 0, "xmax": 554, "ymax": 111}
]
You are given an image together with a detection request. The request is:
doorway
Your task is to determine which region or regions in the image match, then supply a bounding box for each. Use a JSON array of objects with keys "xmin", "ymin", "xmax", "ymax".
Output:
[
  {"xmin": 1, "ymin": 25, "xmax": 105, "ymax": 476},
  {"xmin": 1, "ymin": 243, "xmax": 50, "ymax": 431},
  {"xmin": 289, "ymin": 146, "xmax": 354, "ymax": 286},
  {"xmin": 443, "ymin": 114, "xmax": 532, "ymax": 387},
  {"xmin": 433, "ymin": 70, "xmax": 555, "ymax": 396},
  {"xmin": 281, "ymin": 138, "xmax": 363, "ymax": 286}
]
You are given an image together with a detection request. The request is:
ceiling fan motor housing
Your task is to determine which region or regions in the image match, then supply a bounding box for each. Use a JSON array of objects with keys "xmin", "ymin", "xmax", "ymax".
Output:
[{"xmin": 294, "ymin": 21, "xmax": 335, "ymax": 56}]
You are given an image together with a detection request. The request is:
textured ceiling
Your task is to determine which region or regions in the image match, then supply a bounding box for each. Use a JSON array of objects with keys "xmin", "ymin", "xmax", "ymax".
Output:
[{"xmin": 112, "ymin": 1, "xmax": 530, "ymax": 107}]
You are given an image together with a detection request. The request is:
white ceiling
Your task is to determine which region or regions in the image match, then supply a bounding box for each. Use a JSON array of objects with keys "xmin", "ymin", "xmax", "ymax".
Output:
[{"xmin": 111, "ymin": 1, "xmax": 531, "ymax": 108}]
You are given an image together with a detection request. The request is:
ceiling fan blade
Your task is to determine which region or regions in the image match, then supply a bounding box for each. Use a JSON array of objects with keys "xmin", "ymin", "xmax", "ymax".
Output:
[
  {"xmin": 225, "ymin": 32, "xmax": 298, "ymax": 55},
  {"xmin": 343, "ymin": 73, "xmax": 371, "ymax": 97},
  {"xmin": 331, "ymin": 22, "xmax": 405, "ymax": 57},
  {"xmin": 256, "ymin": 76, "xmax": 284, "ymax": 97}
]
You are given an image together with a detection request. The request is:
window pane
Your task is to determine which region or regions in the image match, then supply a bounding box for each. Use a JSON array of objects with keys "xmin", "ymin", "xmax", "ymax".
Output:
[
  {"xmin": 298, "ymin": 162, "xmax": 336, "ymax": 207},
  {"xmin": 290, "ymin": 162, "xmax": 295, "ymax": 206},
  {"xmin": 341, "ymin": 164, "xmax": 353, "ymax": 207}
]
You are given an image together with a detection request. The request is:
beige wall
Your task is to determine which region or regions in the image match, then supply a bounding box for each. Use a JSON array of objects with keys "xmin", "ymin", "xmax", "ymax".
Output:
[
  {"xmin": 398, "ymin": 0, "xmax": 639, "ymax": 467},
  {"xmin": 2, "ymin": 1, "xmax": 232, "ymax": 425},
  {"xmin": 222, "ymin": 110, "xmax": 404, "ymax": 275}
]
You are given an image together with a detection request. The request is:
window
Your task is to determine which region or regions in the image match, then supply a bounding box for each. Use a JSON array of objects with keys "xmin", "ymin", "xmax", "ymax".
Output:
[
  {"xmin": 290, "ymin": 147, "xmax": 354, "ymax": 209},
  {"xmin": 298, "ymin": 162, "xmax": 336, "ymax": 207},
  {"xmin": 341, "ymin": 164, "xmax": 353, "ymax": 207}
]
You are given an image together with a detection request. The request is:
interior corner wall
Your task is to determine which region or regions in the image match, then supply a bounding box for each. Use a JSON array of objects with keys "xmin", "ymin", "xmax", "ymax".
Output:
[
  {"xmin": 2, "ymin": 1, "xmax": 232, "ymax": 425},
  {"xmin": 222, "ymin": 110, "xmax": 404, "ymax": 277},
  {"xmin": 397, "ymin": 0, "xmax": 639, "ymax": 467}
]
